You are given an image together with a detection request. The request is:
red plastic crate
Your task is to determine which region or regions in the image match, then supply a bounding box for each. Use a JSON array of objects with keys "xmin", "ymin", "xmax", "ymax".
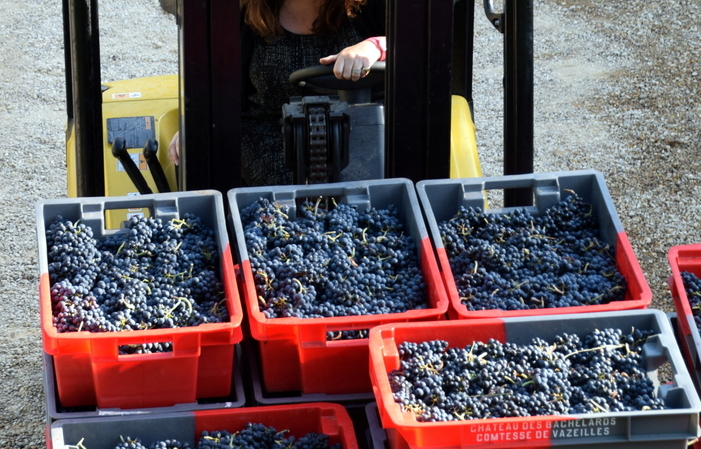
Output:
[
  {"xmin": 36, "ymin": 191, "xmax": 244, "ymax": 409},
  {"xmin": 368, "ymin": 310, "xmax": 700, "ymax": 448},
  {"xmin": 227, "ymin": 179, "xmax": 449, "ymax": 395},
  {"xmin": 48, "ymin": 403, "xmax": 358, "ymax": 449},
  {"xmin": 416, "ymin": 170, "xmax": 651, "ymax": 319},
  {"xmin": 668, "ymin": 245, "xmax": 701, "ymax": 386}
]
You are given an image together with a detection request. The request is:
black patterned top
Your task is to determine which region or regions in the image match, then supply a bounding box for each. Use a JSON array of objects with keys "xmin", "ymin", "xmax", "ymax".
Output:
[{"xmin": 240, "ymin": 23, "xmax": 361, "ymax": 186}]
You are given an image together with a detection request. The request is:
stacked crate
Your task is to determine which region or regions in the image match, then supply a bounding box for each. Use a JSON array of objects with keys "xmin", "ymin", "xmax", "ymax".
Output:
[
  {"xmin": 668, "ymin": 244, "xmax": 701, "ymax": 448},
  {"xmin": 227, "ymin": 178, "xmax": 449, "ymax": 401},
  {"xmin": 36, "ymin": 192, "xmax": 247, "ymax": 429},
  {"xmin": 226, "ymin": 179, "xmax": 450, "ymax": 448},
  {"xmin": 668, "ymin": 244, "xmax": 701, "ymax": 390}
]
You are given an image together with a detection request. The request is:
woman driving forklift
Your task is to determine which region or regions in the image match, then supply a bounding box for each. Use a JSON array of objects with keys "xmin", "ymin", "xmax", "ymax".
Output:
[{"xmin": 168, "ymin": 0, "xmax": 387, "ymax": 186}]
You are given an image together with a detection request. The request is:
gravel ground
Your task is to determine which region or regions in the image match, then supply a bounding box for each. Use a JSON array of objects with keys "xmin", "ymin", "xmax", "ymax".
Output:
[{"xmin": 0, "ymin": 0, "xmax": 699, "ymax": 447}]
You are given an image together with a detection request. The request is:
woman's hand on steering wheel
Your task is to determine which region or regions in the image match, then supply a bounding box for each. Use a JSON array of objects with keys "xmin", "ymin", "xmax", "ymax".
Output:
[{"xmin": 320, "ymin": 39, "xmax": 383, "ymax": 82}]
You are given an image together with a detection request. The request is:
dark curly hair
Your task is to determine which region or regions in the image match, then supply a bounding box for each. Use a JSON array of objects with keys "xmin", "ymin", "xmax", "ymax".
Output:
[{"xmin": 241, "ymin": 0, "xmax": 368, "ymax": 39}]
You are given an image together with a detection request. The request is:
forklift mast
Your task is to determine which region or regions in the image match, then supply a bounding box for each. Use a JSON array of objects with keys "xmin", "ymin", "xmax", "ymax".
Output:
[{"xmin": 63, "ymin": 0, "xmax": 534, "ymax": 206}]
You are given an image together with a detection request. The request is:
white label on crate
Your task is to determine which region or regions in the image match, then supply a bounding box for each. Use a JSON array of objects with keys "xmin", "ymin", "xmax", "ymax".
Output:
[
  {"xmin": 112, "ymin": 92, "xmax": 142, "ymax": 99},
  {"xmin": 550, "ymin": 417, "xmax": 618, "ymax": 439},
  {"xmin": 471, "ymin": 417, "xmax": 621, "ymax": 443},
  {"xmin": 471, "ymin": 421, "xmax": 553, "ymax": 443},
  {"xmin": 98, "ymin": 410, "xmax": 151, "ymax": 416}
]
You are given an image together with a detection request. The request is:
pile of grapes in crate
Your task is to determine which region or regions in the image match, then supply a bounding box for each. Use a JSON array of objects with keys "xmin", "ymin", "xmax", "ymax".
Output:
[
  {"xmin": 229, "ymin": 179, "xmax": 447, "ymax": 396},
  {"xmin": 680, "ymin": 271, "xmax": 701, "ymax": 331},
  {"xmin": 389, "ymin": 327, "xmax": 665, "ymax": 422},
  {"xmin": 114, "ymin": 425, "xmax": 340, "ymax": 449},
  {"xmin": 240, "ymin": 197, "xmax": 428, "ymax": 327},
  {"xmin": 437, "ymin": 192, "xmax": 627, "ymax": 311},
  {"xmin": 417, "ymin": 170, "xmax": 653, "ymax": 319},
  {"xmin": 46, "ymin": 213, "xmax": 227, "ymax": 352}
]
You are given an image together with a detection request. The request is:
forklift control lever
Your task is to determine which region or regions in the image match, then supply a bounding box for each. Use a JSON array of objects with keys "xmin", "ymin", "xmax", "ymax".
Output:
[
  {"xmin": 143, "ymin": 139, "xmax": 171, "ymax": 193},
  {"xmin": 111, "ymin": 137, "xmax": 153, "ymax": 195}
]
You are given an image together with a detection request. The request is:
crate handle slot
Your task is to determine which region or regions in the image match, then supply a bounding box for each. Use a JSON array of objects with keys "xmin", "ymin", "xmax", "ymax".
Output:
[
  {"xmin": 90, "ymin": 332, "xmax": 201, "ymax": 362},
  {"xmin": 462, "ymin": 175, "xmax": 562, "ymax": 212},
  {"xmin": 297, "ymin": 324, "xmax": 369, "ymax": 347}
]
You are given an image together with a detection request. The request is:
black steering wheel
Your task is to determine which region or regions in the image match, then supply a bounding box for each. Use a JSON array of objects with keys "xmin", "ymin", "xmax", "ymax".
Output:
[{"xmin": 289, "ymin": 61, "xmax": 385, "ymax": 104}]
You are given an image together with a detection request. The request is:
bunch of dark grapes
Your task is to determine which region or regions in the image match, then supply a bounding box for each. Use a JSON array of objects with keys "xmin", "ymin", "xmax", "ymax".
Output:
[
  {"xmin": 680, "ymin": 271, "xmax": 701, "ymax": 331},
  {"xmin": 197, "ymin": 425, "xmax": 339, "ymax": 449},
  {"xmin": 438, "ymin": 192, "xmax": 628, "ymax": 311},
  {"xmin": 115, "ymin": 437, "xmax": 189, "ymax": 449},
  {"xmin": 111, "ymin": 424, "xmax": 340, "ymax": 449},
  {"xmin": 388, "ymin": 327, "xmax": 666, "ymax": 422},
  {"xmin": 46, "ymin": 214, "xmax": 229, "ymax": 352},
  {"xmin": 241, "ymin": 197, "xmax": 428, "ymax": 338}
]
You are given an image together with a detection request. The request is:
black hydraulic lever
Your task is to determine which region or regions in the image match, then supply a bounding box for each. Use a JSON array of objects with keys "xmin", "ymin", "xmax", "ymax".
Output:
[
  {"xmin": 142, "ymin": 139, "xmax": 171, "ymax": 193},
  {"xmin": 111, "ymin": 137, "xmax": 153, "ymax": 194}
]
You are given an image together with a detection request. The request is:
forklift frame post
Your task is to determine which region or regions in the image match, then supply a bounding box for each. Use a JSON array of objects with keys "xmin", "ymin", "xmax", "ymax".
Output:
[
  {"xmin": 452, "ymin": 0, "xmax": 476, "ymax": 113},
  {"xmin": 384, "ymin": 0, "xmax": 453, "ymax": 183},
  {"xmin": 64, "ymin": 0, "xmax": 105, "ymax": 197},
  {"xmin": 503, "ymin": 0, "xmax": 534, "ymax": 206},
  {"xmin": 179, "ymin": 0, "xmax": 242, "ymax": 192}
]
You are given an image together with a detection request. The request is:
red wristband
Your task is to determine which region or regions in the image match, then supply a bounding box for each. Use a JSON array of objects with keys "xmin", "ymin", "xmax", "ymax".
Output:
[{"xmin": 364, "ymin": 37, "xmax": 386, "ymax": 61}]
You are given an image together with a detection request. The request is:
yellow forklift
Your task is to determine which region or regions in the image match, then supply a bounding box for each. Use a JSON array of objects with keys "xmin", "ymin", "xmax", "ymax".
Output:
[
  {"xmin": 56, "ymin": 0, "xmax": 539, "ymax": 434},
  {"xmin": 63, "ymin": 0, "xmax": 535, "ymax": 224}
]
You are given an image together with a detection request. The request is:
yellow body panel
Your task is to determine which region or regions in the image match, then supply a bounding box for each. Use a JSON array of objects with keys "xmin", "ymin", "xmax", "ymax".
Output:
[
  {"xmin": 101, "ymin": 74, "xmax": 179, "ymax": 105},
  {"xmin": 66, "ymin": 74, "xmax": 180, "ymax": 228},
  {"xmin": 450, "ymin": 95, "xmax": 482, "ymax": 179},
  {"xmin": 66, "ymin": 120, "xmax": 77, "ymax": 198}
]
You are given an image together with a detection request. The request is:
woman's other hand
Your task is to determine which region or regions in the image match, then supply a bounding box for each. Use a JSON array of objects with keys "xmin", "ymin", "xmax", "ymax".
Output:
[
  {"xmin": 168, "ymin": 131, "xmax": 180, "ymax": 166},
  {"xmin": 319, "ymin": 37, "xmax": 385, "ymax": 81}
]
